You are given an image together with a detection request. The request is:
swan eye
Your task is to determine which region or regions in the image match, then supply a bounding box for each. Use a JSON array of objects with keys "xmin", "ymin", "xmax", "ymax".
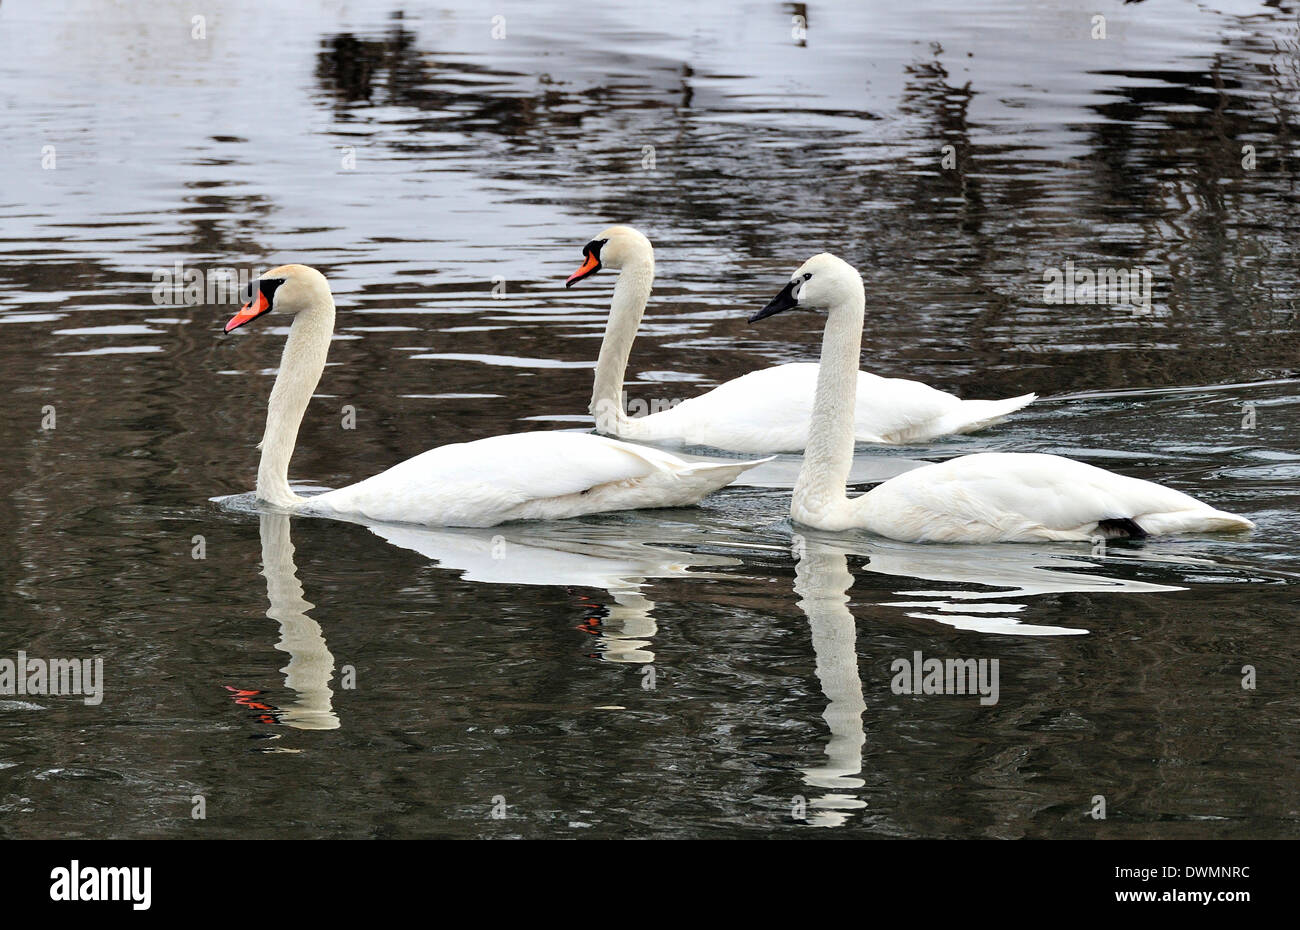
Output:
[
  {"xmin": 259, "ymin": 277, "xmax": 285, "ymax": 306},
  {"xmin": 240, "ymin": 277, "xmax": 285, "ymax": 307},
  {"xmin": 802, "ymin": 273, "xmax": 812, "ymax": 281}
]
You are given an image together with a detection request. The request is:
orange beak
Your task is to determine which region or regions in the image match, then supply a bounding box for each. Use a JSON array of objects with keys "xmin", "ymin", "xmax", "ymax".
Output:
[
  {"xmin": 566, "ymin": 252, "xmax": 601, "ymax": 287},
  {"xmin": 224, "ymin": 290, "xmax": 270, "ymax": 333}
]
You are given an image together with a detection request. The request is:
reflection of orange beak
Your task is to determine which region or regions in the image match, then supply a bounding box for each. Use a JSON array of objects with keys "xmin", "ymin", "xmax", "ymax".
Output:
[
  {"xmin": 565, "ymin": 252, "xmax": 601, "ymax": 287},
  {"xmin": 224, "ymin": 290, "xmax": 269, "ymax": 333}
]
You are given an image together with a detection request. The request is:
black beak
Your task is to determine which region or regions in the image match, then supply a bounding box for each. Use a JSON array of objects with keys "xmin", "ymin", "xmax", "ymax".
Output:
[
  {"xmin": 748, "ymin": 280, "xmax": 799, "ymax": 324},
  {"xmin": 566, "ymin": 239, "xmax": 607, "ymax": 288}
]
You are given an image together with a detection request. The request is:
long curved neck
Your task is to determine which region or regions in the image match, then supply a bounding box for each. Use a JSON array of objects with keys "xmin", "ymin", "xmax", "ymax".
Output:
[
  {"xmin": 257, "ymin": 301, "xmax": 336, "ymax": 507},
  {"xmin": 792, "ymin": 281, "xmax": 865, "ymax": 528},
  {"xmin": 590, "ymin": 251, "xmax": 654, "ymax": 433}
]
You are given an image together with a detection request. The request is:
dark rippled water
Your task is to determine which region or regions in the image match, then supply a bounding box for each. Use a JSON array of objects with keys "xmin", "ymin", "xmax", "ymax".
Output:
[{"xmin": 1, "ymin": 0, "xmax": 1298, "ymax": 838}]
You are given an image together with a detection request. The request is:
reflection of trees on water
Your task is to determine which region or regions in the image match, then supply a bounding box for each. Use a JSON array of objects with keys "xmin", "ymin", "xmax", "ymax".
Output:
[
  {"xmin": 315, "ymin": 13, "xmax": 562, "ymax": 139},
  {"xmin": 307, "ymin": 9, "xmax": 1300, "ymax": 391}
]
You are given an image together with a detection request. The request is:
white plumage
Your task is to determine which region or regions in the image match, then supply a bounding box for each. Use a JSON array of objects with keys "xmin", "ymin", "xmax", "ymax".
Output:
[
  {"xmin": 306, "ymin": 431, "xmax": 761, "ymax": 527},
  {"xmin": 619, "ymin": 361, "xmax": 1034, "ymax": 451},
  {"xmin": 853, "ymin": 452, "xmax": 1255, "ymax": 543}
]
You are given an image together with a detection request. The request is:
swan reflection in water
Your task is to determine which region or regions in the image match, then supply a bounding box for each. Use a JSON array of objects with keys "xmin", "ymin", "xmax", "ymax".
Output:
[
  {"xmin": 224, "ymin": 495, "xmax": 744, "ymax": 734},
  {"xmin": 788, "ymin": 532, "xmax": 1217, "ymax": 827},
  {"xmin": 246, "ymin": 511, "xmax": 339, "ymax": 731},
  {"xmin": 234, "ymin": 491, "xmax": 1221, "ymax": 766},
  {"xmin": 232, "ymin": 508, "xmax": 745, "ymax": 732},
  {"xmin": 793, "ymin": 538, "xmax": 869, "ymax": 828},
  {"xmin": 795, "ymin": 530, "xmax": 1201, "ymax": 637},
  {"xmin": 366, "ymin": 520, "xmax": 741, "ymax": 664}
]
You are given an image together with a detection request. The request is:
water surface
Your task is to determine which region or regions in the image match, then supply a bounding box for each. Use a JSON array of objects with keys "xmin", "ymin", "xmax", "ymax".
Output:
[{"xmin": 2, "ymin": 0, "xmax": 1299, "ymax": 838}]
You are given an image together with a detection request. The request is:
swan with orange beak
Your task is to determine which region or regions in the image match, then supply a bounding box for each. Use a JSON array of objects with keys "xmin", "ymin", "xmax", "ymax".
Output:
[
  {"xmin": 563, "ymin": 225, "xmax": 1035, "ymax": 453},
  {"xmin": 221, "ymin": 263, "xmax": 769, "ymax": 527}
]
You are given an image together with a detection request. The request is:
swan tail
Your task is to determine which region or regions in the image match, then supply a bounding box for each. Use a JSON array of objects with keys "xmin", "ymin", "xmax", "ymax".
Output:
[
  {"xmin": 539, "ymin": 454, "xmax": 774, "ymax": 518},
  {"xmin": 936, "ymin": 393, "xmax": 1037, "ymax": 436},
  {"xmin": 1134, "ymin": 508, "xmax": 1255, "ymax": 537},
  {"xmin": 675, "ymin": 455, "xmax": 775, "ymax": 489}
]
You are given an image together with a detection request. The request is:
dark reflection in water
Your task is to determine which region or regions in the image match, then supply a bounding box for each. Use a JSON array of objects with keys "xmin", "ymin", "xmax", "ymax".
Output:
[{"xmin": 1, "ymin": 0, "xmax": 1299, "ymax": 838}]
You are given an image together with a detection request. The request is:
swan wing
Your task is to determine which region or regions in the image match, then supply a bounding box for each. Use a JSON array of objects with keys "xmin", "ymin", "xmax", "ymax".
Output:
[
  {"xmin": 852, "ymin": 370, "xmax": 968, "ymax": 443},
  {"xmin": 852, "ymin": 373, "xmax": 1035, "ymax": 443},
  {"xmin": 860, "ymin": 453, "xmax": 1253, "ymax": 542},
  {"xmin": 633, "ymin": 363, "xmax": 828, "ymax": 451},
  {"xmin": 633, "ymin": 364, "xmax": 1029, "ymax": 451},
  {"xmin": 308, "ymin": 431, "xmax": 764, "ymax": 526}
]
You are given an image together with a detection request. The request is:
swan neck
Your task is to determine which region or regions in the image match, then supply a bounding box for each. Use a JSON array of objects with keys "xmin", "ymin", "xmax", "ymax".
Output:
[
  {"xmin": 257, "ymin": 302, "xmax": 335, "ymax": 507},
  {"xmin": 590, "ymin": 254, "xmax": 653, "ymax": 434},
  {"xmin": 792, "ymin": 283, "xmax": 865, "ymax": 525}
]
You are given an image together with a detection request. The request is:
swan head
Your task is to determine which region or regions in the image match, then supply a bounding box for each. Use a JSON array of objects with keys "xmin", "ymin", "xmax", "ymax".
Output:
[
  {"xmin": 565, "ymin": 225, "xmax": 653, "ymax": 287},
  {"xmin": 224, "ymin": 264, "xmax": 333, "ymax": 333},
  {"xmin": 748, "ymin": 253, "xmax": 862, "ymax": 323}
]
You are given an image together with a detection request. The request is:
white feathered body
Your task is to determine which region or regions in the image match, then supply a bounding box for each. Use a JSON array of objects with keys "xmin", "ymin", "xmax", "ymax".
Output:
[
  {"xmin": 302, "ymin": 431, "xmax": 765, "ymax": 528},
  {"xmin": 769, "ymin": 254, "xmax": 1253, "ymax": 545},
  {"xmin": 840, "ymin": 452, "xmax": 1254, "ymax": 543},
  {"xmin": 614, "ymin": 362, "xmax": 1035, "ymax": 453}
]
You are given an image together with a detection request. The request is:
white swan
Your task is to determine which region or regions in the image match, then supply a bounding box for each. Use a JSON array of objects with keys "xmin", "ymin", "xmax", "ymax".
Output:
[
  {"xmin": 750, "ymin": 254, "xmax": 1256, "ymax": 543},
  {"xmin": 224, "ymin": 264, "xmax": 768, "ymax": 528},
  {"xmin": 565, "ymin": 225, "xmax": 1034, "ymax": 453}
]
